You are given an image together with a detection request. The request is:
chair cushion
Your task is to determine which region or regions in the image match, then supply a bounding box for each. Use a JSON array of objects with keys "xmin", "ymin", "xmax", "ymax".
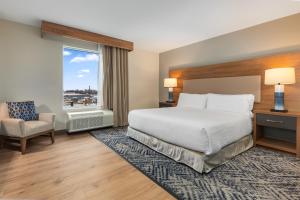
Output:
[
  {"xmin": 24, "ymin": 121, "xmax": 53, "ymax": 136},
  {"xmin": 0, "ymin": 103, "xmax": 9, "ymax": 119},
  {"xmin": 7, "ymin": 101, "xmax": 38, "ymax": 121}
]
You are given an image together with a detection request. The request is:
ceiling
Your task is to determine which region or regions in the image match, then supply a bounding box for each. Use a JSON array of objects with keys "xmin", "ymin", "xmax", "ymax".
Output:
[{"xmin": 1, "ymin": 0, "xmax": 300, "ymax": 53}]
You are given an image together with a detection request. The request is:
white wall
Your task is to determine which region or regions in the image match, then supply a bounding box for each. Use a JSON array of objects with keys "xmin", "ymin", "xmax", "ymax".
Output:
[
  {"xmin": 0, "ymin": 19, "xmax": 66, "ymax": 129},
  {"xmin": 128, "ymin": 50, "xmax": 159, "ymax": 110},
  {"xmin": 0, "ymin": 19, "xmax": 159, "ymax": 130},
  {"xmin": 0, "ymin": 63, "xmax": 4, "ymax": 102},
  {"xmin": 159, "ymin": 13, "xmax": 300, "ymax": 101}
]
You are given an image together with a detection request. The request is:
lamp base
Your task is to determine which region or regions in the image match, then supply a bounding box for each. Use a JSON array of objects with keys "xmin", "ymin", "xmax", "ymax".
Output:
[
  {"xmin": 273, "ymin": 85, "xmax": 287, "ymax": 113},
  {"xmin": 168, "ymin": 90, "xmax": 174, "ymax": 103},
  {"xmin": 270, "ymin": 109, "xmax": 288, "ymax": 113}
]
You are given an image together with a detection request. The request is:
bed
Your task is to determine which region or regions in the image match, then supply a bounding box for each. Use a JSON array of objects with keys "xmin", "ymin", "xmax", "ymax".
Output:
[{"xmin": 127, "ymin": 93, "xmax": 255, "ymax": 173}]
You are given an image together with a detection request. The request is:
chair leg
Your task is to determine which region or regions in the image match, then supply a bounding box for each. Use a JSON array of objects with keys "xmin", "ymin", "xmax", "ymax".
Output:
[
  {"xmin": 27, "ymin": 138, "xmax": 32, "ymax": 145},
  {"xmin": 20, "ymin": 138, "xmax": 27, "ymax": 155},
  {"xmin": 50, "ymin": 131, "xmax": 55, "ymax": 144},
  {"xmin": 0, "ymin": 136, "xmax": 4, "ymax": 149}
]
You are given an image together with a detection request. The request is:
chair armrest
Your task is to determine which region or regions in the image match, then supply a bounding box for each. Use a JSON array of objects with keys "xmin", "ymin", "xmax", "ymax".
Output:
[
  {"xmin": 39, "ymin": 113, "xmax": 56, "ymax": 124},
  {"xmin": 1, "ymin": 118, "xmax": 25, "ymax": 137}
]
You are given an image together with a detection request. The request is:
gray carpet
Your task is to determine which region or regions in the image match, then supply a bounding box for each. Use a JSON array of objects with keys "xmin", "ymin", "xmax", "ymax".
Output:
[{"xmin": 91, "ymin": 127, "xmax": 300, "ymax": 200}]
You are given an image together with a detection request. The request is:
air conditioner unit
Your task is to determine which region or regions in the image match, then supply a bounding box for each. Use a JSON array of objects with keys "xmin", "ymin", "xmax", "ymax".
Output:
[{"xmin": 67, "ymin": 110, "xmax": 113, "ymax": 133}]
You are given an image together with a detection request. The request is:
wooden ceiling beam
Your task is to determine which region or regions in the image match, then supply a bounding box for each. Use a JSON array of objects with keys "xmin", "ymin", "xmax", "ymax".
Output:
[{"xmin": 41, "ymin": 21, "xmax": 134, "ymax": 51}]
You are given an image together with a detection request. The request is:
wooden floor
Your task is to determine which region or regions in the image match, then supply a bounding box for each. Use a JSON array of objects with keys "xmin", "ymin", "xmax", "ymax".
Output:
[{"xmin": 0, "ymin": 132, "xmax": 174, "ymax": 200}]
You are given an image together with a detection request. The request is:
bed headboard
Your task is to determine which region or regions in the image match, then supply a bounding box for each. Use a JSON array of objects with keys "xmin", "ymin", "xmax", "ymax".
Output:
[
  {"xmin": 169, "ymin": 51, "xmax": 300, "ymax": 111},
  {"xmin": 183, "ymin": 75, "xmax": 261, "ymax": 102}
]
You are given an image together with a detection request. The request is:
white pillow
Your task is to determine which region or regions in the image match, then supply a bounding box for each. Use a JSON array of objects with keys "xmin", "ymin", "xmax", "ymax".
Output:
[
  {"xmin": 177, "ymin": 93, "xmax": 207, "ymax": 109},
  {"xmin": 206, "ymin": 93, "xmax": 255, "ymax": 114}
]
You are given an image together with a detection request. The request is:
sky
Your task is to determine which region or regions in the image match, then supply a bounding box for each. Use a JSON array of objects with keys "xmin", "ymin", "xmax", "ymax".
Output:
[{"xmin": 63, "ymin": 47, "xmax": 100, "ymax": 91}]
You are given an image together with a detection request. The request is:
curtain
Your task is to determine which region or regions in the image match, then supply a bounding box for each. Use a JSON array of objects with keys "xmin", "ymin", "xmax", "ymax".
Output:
[{"xmin": 102, "ymin": 46, "xmax": 129, "ymax": 127}]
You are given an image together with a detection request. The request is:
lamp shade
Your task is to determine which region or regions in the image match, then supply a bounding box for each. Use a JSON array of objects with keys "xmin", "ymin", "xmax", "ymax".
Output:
[
  {"xmin": 164, "ymin": 78, "xmax": 177, "ymax": 88},
  {"xmin": 265, "ymin": 67, "xmax": 296, "ymax": 85}
]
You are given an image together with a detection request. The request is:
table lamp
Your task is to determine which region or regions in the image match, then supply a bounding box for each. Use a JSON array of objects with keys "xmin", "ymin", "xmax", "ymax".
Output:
[
  {"xmin": 265, "ymin": 67, "xmax": 296, "ymax": 112},
  {"xmin": 164, "ymin": 78, "xmax": 177, "ymax": 103}
]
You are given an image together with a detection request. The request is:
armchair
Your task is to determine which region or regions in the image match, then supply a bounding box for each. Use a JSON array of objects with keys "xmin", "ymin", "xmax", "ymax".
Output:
[{"xmin": 0, "ymin": 103, "xmax": 55, "ymax": 154}]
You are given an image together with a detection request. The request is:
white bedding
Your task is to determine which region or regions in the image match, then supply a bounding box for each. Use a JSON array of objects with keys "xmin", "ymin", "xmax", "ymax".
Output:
[{"xmin": 128, "ymin": 107, "xmax": 252, "ymax": 155}]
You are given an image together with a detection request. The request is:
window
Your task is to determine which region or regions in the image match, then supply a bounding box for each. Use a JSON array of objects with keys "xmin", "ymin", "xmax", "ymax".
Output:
[{"xmin": 63, "ymin": 46, "xmax": 102, "ymax": 109}]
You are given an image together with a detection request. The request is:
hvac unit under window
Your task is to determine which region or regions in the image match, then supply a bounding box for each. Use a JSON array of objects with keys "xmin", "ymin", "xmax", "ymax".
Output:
[{"xmin": 67, "ymin": 110, "xmax": 113, "ymax": 132}]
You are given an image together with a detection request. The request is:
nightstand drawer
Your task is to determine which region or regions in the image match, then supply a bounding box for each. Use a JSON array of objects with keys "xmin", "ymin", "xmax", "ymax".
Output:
[{"xmin": 256, "ymin": 114, "xmax": 296, "ymax": 131}]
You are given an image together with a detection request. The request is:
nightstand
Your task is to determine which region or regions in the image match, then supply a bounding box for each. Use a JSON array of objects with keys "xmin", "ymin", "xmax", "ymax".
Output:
[
  {"xmin": 254, "ymin": 110, "xmax": 300, "ymax": 158},
  {"xmin": 159, "ymin": 101, "xmax": 176, "ymax": 108}
]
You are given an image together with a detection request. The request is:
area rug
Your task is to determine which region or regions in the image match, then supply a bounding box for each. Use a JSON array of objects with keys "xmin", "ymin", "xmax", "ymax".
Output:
[{"xmin": 91, "ymin": 127, "xmax": 300, "ymax": 200}]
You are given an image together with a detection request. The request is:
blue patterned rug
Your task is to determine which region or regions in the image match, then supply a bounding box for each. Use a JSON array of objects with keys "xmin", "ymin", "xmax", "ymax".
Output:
[{"xmin": 91, "ymin": 127, "xmax": 300, "ymax": 200}]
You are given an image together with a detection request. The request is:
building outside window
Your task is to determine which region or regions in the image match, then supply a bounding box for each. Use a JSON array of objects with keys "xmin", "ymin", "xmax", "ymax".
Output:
[{"xmin": 63, "ymin": 46, "xmax": 102, "ymax": 109}]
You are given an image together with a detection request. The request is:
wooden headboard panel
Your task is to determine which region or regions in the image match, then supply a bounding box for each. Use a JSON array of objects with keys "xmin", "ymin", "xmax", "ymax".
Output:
[
  {"xmin": 183, "ymin": 75, "xmax": 261, "ymax": 102},
  {"xmin": 169, "ymin": 51, "xmax": 300, "ymax": 111}
]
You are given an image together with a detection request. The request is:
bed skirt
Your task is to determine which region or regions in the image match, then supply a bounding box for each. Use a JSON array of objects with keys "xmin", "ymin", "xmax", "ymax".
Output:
[{"xmin": 127, "ymin": 127, "xmax": 253, "ymax": 173}]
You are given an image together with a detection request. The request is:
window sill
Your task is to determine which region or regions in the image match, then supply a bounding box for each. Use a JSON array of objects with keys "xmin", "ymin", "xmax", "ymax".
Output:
[{"xmin": 63, "ymin": 106, "xmax": 102, "ymax": 113}]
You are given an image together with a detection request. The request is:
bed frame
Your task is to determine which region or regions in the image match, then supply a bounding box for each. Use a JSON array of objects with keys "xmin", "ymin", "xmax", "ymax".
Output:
[{"xmin": 127, "ymin": 127, "xmax": 253, "ymax": 173}]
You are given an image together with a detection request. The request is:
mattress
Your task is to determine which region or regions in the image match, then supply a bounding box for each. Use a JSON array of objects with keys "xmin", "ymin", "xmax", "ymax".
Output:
[{"xmin": 128, "ymin": 107, "xmax": 252, "ymax": 155}]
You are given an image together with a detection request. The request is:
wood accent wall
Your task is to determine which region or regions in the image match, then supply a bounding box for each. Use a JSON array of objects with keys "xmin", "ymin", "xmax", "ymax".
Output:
[
  {"xmin": 41, "ymin": 21, "xmax": 134, "ymax": 51},
  {"xmin": 169, "ymin": 51, "xmax": 300, "ymax": 111}
]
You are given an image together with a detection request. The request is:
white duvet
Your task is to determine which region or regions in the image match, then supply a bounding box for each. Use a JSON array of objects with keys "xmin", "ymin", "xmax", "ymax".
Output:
[{"xmin": 128, "ymin": 107, "xmax": 252, "ymax": 155}]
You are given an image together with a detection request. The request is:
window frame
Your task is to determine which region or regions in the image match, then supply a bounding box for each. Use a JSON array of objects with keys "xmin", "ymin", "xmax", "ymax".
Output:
[{"xmin": 62, "ymin": 45, "xmax": 102, "ymax": 111}]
